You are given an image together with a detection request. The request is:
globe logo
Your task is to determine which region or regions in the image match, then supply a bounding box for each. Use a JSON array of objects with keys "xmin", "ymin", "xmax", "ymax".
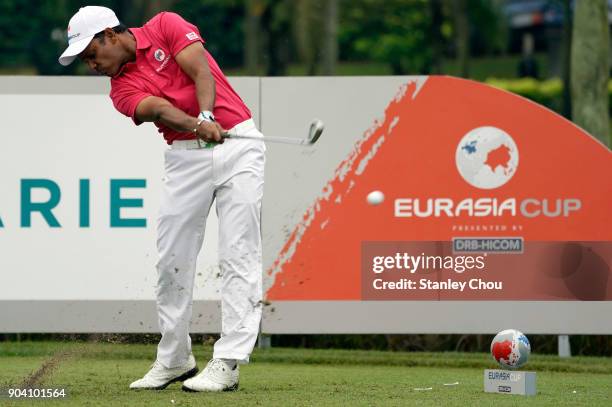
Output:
[
  {"xmin": 455, "ymin": 126, "xmax": 519, "ymax": 190},
  {"xmin": 491, "ymin": 329, "xmax": 531, "ymax": 369}
]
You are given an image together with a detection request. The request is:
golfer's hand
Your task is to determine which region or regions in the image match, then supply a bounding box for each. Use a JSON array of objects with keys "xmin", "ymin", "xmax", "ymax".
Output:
[{"xmin": 196, "ymin": 121, "xmax": 225, "ymax": 144}]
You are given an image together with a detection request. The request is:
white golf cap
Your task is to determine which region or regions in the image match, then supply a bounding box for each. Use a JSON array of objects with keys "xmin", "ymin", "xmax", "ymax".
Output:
[{"xmin": 58, "ymin": 6, "xmax": 120, "ymax": 66}]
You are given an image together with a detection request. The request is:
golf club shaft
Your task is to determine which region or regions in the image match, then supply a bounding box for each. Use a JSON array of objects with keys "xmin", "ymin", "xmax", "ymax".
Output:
[{"xmin": 222, "ymin": 133, "xmax": 309, "ymax": 145}]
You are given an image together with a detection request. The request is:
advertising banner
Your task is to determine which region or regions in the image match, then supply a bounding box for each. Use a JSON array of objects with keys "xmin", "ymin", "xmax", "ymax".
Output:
[
  {"xmin": 0, "ymin": 76, "xmax": 610, "ymax": 333},
  {"xmin": 265, "ymin": 77, "xmax": 611, "ymax": 304}
]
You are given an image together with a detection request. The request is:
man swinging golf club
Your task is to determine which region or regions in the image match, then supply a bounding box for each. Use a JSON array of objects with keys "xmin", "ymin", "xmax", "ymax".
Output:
[{"xmin": 59, "ymin": 6, "xmax": 265, "ymax": 392}]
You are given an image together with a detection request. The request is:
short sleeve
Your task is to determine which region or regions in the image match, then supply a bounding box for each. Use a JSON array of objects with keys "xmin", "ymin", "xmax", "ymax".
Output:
[
  {"xmin": 110, "ymin": 83, "xmax": 151, "ymax": 126},
  {"xmin": 159, "ymin": 12, "xmax": 205, "ymax": 57}
]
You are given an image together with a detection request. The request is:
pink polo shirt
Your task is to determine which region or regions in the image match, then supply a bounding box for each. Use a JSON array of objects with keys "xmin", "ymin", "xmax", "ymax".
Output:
[{"xmin": 110, "ymin": 12, "xmax": 251, "ymax": 145}]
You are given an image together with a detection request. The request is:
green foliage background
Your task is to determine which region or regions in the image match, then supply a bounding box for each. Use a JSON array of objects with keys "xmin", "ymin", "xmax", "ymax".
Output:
[{"xmin": 0, "ymin": 0, "xmax": 507, "ymax": 76}]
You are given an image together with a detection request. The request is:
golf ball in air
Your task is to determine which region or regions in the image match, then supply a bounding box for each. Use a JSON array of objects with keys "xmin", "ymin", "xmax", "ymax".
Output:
[{"xmin": 367, "ymin": 190, "xmax": 385, "ymax": 205}]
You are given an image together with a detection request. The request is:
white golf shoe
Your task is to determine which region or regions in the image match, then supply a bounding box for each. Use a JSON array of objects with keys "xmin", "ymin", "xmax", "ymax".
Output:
[
  {"xmin": 129, "ymin": 354, "xmax": 198, "ymax": 390},
  {"xmin": 182, "ymin": 358, "xmax": 239, "ymax": 392}
]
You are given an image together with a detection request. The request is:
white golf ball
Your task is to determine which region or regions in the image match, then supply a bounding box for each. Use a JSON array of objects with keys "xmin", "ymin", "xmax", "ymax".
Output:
[{"xmin": 367, "ymin": 190, "xmax": 385, "ymax": 205}]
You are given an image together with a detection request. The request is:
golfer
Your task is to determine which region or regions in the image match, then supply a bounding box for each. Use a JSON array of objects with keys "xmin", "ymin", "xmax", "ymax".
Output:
[{"xmin": 59, "ymin": 6, "xmax": 265, "ymax": 392}]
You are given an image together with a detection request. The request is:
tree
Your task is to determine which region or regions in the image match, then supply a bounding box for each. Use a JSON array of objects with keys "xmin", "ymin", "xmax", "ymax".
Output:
[
  {"xmin": 561, "ymin": 0, "xmax": 572, "ymax": 118},
  {"xmin": 293, "ymin": 0, "xmax": 338, "ymax": 75},
  {"xmin": 429, "ymin": 0, "xmax": 445, "ymax": 74},
  {"xmin": 341, "ymin": 0, "xmax": 435, "ymax": 75},
  {"xmin": 29, "ymin": 0, "xmax": 77, "ymax": 75},
  {"xmin": 244, "ymin": 0, "xmax": 264, "ymax": 75},
  {"xmin": 452, "ymin": 0, "xmax": 470, "ymax": 77},
  {"xmin": 261, "ymin": 0, "xmax": 293, "ymax": 76},
  {"xmin": 173, "ymin": 0, "xmax": 244, "ymax": 68},
  {"xmin": 571, "ymin": 0, "xmax": 610, "ymax": 147},
  {"xmin": 294, "ymin": 0, "xmax": 321, "ymax": 75},
  {"xmin": 321, "ymin": 0, "xmax": 339, "ymax": 75}
]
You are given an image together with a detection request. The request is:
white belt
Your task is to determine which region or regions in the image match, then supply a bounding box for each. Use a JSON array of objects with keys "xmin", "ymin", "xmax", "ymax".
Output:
[
  {"xmin": 170, "ymin": 118, "xmax": 257, "ymax": 150},
  {"xmin": 170, "ymin": 139, "xmax": 216, "ymax": 150}
]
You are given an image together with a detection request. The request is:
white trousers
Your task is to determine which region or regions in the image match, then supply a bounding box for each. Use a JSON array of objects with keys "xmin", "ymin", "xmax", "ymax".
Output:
[{"xmin": 155, "ymin": 119, "xmax": 265, "ymax": 368}]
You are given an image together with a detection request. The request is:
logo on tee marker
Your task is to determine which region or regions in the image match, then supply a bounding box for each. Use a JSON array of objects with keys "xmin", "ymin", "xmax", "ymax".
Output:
[{"xmin": 186, "ymin": 32, "xmax": 198, "ymax": 40}]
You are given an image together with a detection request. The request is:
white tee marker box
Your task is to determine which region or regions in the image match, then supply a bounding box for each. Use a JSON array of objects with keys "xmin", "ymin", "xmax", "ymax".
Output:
[{"xmin": 484, "ymin": 369, "xmax": 536, "ymax": 396}]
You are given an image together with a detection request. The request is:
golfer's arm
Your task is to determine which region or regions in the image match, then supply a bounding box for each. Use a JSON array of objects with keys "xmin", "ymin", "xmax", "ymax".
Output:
[
  {"xmin": 135, "ymin": 96, "xmax": 198, "ymax": 133},
  {"xmin": 175, "ymin": 42, "xmax": 215, "ymax": 113}
]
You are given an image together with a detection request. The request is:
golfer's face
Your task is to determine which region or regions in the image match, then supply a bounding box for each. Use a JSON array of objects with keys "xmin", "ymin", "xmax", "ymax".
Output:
[{"xmin": 79, "ymin": 37, "xmax": 122, "ymax": 77}]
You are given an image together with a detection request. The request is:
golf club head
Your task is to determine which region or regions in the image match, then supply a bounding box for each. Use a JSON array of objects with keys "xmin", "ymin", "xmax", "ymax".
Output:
[{"xmin": 308, "ymin": 119, "xmax": 325, "ymax": 144}]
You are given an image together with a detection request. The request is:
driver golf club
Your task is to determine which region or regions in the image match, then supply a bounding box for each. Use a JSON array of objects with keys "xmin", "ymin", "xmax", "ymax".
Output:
[{"xmin": 222, "ymin": 119, "xmax": 324, "ymax": 145}]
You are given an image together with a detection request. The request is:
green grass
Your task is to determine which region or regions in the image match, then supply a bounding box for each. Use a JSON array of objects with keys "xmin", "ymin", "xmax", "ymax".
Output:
[
  {"xmin": 0, "ymin": 53, "xmax": 544, "ymax": 79},
  {"xmin": 441, "ymin": 53, "xmax": 549, "ymax": 82},
  {"xmin": 223, "ymin": 53, "xmax": 548, "ymax": 81},
  {"xmin": 223, "ymin": 61, "xmax": 393, "ymax": 77},
  {"xmin": 1, "ymin": 342, "xmax": 611, "ymax": 406}
]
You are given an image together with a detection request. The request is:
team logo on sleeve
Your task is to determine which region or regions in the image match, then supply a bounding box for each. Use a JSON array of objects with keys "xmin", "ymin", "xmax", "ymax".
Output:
[
  {"xmin": 186, "ymin": 32, "xmax": 199, "ymax": 40},
  {"xmin": 154, "ymin": 49, "xmax": 166, "ymax": 62}
]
